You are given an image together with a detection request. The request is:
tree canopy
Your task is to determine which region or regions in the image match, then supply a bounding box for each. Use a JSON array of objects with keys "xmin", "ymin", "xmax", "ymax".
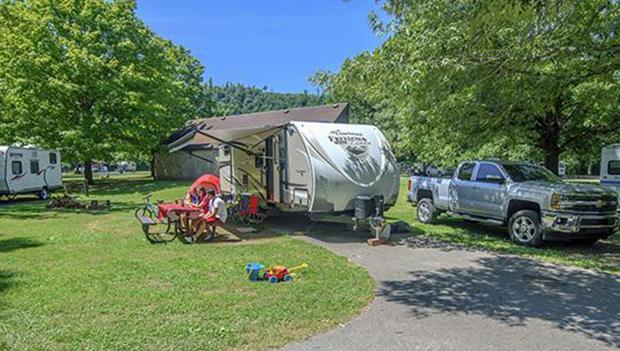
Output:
[
  {"xmin": 209, "ymin": 82, "xmax": 324, "ymax": 116},
  {"xmin": 315, "ymin": 0, "xmax": 620, "ymax": 172},
  {"xmin": 0, "ymin": 0, "xmax": 208, "ymax": 183}
]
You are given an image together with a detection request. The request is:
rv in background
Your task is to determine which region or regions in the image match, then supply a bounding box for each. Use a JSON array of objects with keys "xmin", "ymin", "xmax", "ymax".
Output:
[
  {"xmin": 0, "ymin": 146, "xmax": 62, "ymax": 199},
  {"xmin": 558, "ymin": 161, "xmax": 566, "ymax": 177},
  {"xmin": 601, "ymin": 144, "xmax": 620, "ymax": 206},
  {"xmin": 538, "ymin": 161, "xmax": 566, "ymax": 177}
]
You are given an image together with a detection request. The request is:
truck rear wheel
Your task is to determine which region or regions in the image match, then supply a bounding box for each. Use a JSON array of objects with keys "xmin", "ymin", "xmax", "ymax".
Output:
[
  {"xmin": 416, "ymin": 198, "xmax": 437, "ymax": 224},
  {"xmin": 508, "ymin": 210, "xmax": 543, "ymax": 247}
]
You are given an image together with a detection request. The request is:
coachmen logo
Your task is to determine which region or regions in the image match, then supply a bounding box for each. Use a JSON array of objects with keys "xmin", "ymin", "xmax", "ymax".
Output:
[{"xmin": 328, "ymin": 130, "xmax": 370, "ymax": 158}]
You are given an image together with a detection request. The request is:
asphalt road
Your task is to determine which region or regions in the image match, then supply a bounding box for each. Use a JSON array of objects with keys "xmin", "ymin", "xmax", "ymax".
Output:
[{"xmin": 280, "ymin": 230, "xmax": 619, "ymax": 351}]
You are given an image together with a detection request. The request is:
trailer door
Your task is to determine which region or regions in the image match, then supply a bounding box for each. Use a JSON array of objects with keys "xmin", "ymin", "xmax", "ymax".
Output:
[
  {"xmin": 282, "ymin": 125, "xmax": 312, "ymax": 209},
  {"xmin": 0, "ymin": 150, "xmax": 6, "ymax": 193},
  {"xmin": 265, "ymin": 137, "xmax": 276, "ymax": 202},
  {"xmin": 7, "ymin": 150, "xmax": 28, "ymax": 193}
]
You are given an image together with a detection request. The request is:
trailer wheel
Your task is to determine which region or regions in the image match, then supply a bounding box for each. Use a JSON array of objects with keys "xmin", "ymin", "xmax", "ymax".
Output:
[
  {"xmin": 416, "ymin": 198, "xmax": 437, "ymax": 224},
  {"xmin": 38, "ymin": 187, "xmax": 49, "ymax": 200}
]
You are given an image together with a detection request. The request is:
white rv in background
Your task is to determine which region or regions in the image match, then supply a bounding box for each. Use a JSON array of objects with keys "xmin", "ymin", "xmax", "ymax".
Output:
[
  {"xmin": 0, "ymin": 146, "xmax": 63, "ymax": 199},
  {"xmin": 600, "ymin": 144, "xmax": 620, "ymax": 206}
]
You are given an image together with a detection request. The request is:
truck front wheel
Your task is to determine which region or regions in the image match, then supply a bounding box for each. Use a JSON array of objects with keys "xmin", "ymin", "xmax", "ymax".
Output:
[
  {"xmin": 416, "ymin": 198, "xmax": 437, "ymax": 224},
  {"xmin": 508, "ymin": 210, "xmax": 543, "ymax": 247}
]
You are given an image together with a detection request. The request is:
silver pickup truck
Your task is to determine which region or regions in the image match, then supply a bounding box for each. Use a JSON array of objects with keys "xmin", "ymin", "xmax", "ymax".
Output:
[{"xmin": 407, "ymin": 160, "xmax": 619, "ymax": 246}]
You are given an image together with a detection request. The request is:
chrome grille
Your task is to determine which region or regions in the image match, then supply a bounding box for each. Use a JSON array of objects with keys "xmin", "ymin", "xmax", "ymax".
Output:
[{"xmin": 561, "ymin": 195, "xmax": 618, "ymax": 213}]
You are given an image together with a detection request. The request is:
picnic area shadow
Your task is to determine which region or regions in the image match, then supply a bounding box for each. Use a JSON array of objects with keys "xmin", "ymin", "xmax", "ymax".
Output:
[
  {"xmin": 64, "ymin": 178, "xmax": 189, "ymax": 197},
  {"xmin": 0, "ymin": 198, "xmax": 145, "ymax": 221},
  {"xmin": 0, "ymin": 197, "xmax": 43, "ymax": 206},
  {"xmin": 378, "ymin": 255, "xmax": 620, "ymax": 347},
  {"xmin": 0, "ymin": 270, "xmax": 17, "ymax": 294},
  {"xmin": 418, "ymin": 216, "xmax": 620, "ymax": 254},
  {"xmin": 0, "ymin": 237, "xmax": 43, "ymax": 253}
]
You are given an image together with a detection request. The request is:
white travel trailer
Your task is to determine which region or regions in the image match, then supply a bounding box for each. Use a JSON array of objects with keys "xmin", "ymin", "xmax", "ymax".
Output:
[
  {"xmin": 169, "ymin": 121, "xmax": 400, "ymax": 220},
  {"xmin": 601, "ymin": 144, "xmax": 620, "ymax": 205},
  {"xmin": 0, "ymin": 146, "xmax": 63, "ymax": 199}
]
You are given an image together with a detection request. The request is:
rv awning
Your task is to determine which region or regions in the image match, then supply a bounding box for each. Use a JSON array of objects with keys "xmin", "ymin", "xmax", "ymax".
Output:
[{"xmin": 168, "ymin": 124, "xmax": 284, "ymax": 153}]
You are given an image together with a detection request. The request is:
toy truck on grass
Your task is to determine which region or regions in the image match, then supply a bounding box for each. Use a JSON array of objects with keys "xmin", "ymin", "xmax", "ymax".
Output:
[{"xmin": 246, "ymin": 262, "xmax": 308, "ymax": 284}]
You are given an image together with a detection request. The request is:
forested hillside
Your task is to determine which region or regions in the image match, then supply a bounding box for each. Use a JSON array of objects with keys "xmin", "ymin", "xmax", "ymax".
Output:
[{"xmin": 210, "ymin": 82, "xmax": 324, "ymax": 116}]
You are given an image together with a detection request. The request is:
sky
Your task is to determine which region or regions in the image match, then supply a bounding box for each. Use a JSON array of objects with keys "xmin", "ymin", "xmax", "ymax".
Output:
[{"xmin": 136, "ymin": 1, "xmax": 386, "ymax": 93}]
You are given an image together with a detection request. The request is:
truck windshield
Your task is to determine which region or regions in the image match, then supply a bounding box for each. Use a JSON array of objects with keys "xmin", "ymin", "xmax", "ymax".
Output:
[{"xmin": 501, "ymin": 163, "xmax": 562, "ymax": 183}]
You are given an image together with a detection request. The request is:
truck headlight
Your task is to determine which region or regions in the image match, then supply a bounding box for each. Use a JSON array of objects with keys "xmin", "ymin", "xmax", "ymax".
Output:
[{"xmin": 551, "ymin": 192, "xmax": 561, "ymax": 210}]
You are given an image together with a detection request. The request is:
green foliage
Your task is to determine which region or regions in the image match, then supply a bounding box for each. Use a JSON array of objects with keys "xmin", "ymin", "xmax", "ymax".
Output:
[
  {"xmin": 0, "ymin": 0, "xmax": 208, "ymax": 170},
  {"xmin": 319, "ymin": 0, "xmax": 620, "ymax": 170},
  {"xmin": 210, "ymin": 82, "xmax": 324, "ymax": 116}
]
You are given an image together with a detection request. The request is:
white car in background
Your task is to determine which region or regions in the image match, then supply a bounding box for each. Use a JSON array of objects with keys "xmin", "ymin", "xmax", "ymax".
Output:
[{"xmin": 118, "ymin": 161, "xmax": 136, "ymax": 173}]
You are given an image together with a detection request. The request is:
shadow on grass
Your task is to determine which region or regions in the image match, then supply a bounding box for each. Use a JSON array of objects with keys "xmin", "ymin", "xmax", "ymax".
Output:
[
  {"xmin": 0, "ymin": 237, "xmax": 43, "ymax": 253},
  {"xmin": 378, "ymin": 255, "xmax": 620, "ymax": 348},
  {"xmin": 0, "ymin": 200, "xmax": 144, "ymax": 220},
  {"xmin": 0, "ymin": 197, "xmax": 43, "ymax": 206},
  {"xmin": 64, "ymin": 177, "xmax": 189, "ymax": 197},
  {"xmin": 0, "ymin": 270, "xmax": 17, "ymax": 294},
  {"xmin": 413, "ymin": 216, "xmax": 620, "ymax": 255}
]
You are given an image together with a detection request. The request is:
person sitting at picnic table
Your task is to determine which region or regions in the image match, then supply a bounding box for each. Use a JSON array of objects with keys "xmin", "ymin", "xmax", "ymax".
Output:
[
  {"xmin": 203, "ymin": 189, "xmax": 227, "ymax": 226},
  {"xmin": 193, "ymin": 187, "xmax": 210, "ymax": 209}
]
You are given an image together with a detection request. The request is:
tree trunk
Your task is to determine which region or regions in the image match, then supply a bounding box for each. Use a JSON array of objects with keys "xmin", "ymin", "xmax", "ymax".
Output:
[
  {"xmin": 540, "ymin": 97, "xmax": 563, "ymax": 174},
  {"xmin": 150, "ymin": 152, "xmax": 156, "ymax": 179},
  {"xmin": 84, "ymin": 160, "xmax": 94, "ymax": 185},
  {"xmin": 543, "ymin": 146, "xmax": 560, "ymax": 174}
]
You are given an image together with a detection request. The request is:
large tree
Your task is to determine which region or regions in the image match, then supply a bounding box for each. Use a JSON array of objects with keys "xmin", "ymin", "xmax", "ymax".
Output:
[
  {"xmin": 319, "ymin": 0, "xmax": 620, "ymax": 172},
  {"xmin": 0, "ymin": 0, "xmax": 207, "ymax": 183}
]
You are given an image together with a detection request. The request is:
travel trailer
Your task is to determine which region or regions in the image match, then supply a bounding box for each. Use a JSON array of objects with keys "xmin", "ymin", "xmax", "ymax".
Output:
[
  {"xmin": 0, "ymin": 146, "xmax": 63, "ymax": 199},
  {"xmin": 601, "ymin": 144, "xmax": 620, "ymax": 205},
  {"xmin": 169, "ymin": 121, "xmax": 400, "ymax": 221}
]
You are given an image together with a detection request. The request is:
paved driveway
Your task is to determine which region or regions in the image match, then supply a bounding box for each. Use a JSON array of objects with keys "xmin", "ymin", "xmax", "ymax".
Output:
[{"xmin": 281, "ymin": 230, "xmax": 619, "ymax": 351}]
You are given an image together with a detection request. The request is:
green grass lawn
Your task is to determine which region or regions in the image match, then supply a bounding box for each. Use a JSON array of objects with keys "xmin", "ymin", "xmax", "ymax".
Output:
[
  {"xmin": 386, "ymin": 177, "xmax": 620, "ymax": 274},
  {"xmin": 0, "ymin": 174, "xmax": 374, "ymax": 350}
]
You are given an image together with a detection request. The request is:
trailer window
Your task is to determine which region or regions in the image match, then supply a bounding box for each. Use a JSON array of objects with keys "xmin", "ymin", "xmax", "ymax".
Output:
[
  {"xmin": 457, "ymin": 163, "xmax": 475, "ymax": 181},
  {"xmin": 11, "ymin": 161, "xmax": 22, "ymax": 175},
  {"xmin": 30, "ymin": 160, "xmax": 39, "ymax": 174},
  {"xmin": 609, "ymin": 161, "xmax": 620, "ymax": 175},
  {"xmin": 49, "ymin": 152, "xmax": 57, "ymax": 164}
]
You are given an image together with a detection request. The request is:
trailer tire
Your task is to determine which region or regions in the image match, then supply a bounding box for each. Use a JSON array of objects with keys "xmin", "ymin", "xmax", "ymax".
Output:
[
  {"xmin": 508, "ymin": 210, "xmax": 543, "ymax": 247},
  {"xmin": 38, "ymin": 187, "xmax": 49, "ymax": 200},
  {"xmin": 416, "ymin": 198, "xmax": 437, "ymax": 224}
]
